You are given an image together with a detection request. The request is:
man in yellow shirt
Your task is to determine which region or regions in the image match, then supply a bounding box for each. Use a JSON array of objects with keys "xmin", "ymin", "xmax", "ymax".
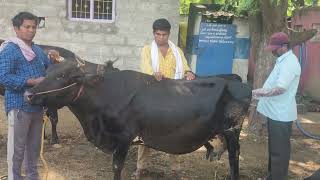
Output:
[{"xmin": 133, "ymin": 18, "xmax": 195, "ymax": 179}]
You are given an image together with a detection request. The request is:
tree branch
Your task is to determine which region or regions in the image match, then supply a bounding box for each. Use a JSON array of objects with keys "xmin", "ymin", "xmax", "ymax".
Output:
[
  {"xmin": 261, "ymin": 0, "xmax": 272, "ymax": 26},
  {"xmin": 289, "ymin": 29, "xmax": 317, "ymax": 48},
  {"xmin": 261, "ymin": 0, "xmax": 271, "ymax": 15},
  {"xmin": 261, "ymin": 0, "xmax": 285, "ymax": 33},
  {"xmin": 279, "ymin": 0, "xmax": 288, "ymax": 17},
  {"xmin": 271, "ymin": 0, "xmax": 277, "ymax": 8}
]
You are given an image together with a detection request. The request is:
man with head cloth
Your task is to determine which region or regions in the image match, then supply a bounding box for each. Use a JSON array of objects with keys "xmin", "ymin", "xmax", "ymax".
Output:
[{"xmin": 133, "ymin": 18, "xmax": 195, "ymax": 179}]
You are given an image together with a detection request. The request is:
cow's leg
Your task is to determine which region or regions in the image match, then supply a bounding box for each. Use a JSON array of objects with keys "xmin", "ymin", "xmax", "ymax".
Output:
[
  {"xmin": 46, "ymin": 108, "xmax": 59, "ymax": 145},
  {"xmin": 224, "ymin": 130, "xmax": 240, "ymax": 180},
  {"xmin": 112, "ymin": 143, "xmax": 129, "ymax": 180}
]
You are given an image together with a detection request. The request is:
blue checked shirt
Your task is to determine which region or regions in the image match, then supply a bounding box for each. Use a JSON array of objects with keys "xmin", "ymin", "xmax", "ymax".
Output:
[{"xmin": 0, "ymin": 42, "xmax": 51, "ymax": 113}]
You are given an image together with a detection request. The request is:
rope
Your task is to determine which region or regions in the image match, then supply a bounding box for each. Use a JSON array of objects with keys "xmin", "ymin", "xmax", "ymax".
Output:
[
  {"xmin": 33, "ymin": 83, "xmax": 78, "ymax": 96},
  {"xmin": 40, "ymin": 114, "xmax": 49, "ymax": 180}
]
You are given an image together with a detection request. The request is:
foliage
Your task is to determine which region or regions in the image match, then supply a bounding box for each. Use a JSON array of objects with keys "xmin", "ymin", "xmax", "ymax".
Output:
[
  {"xmin": 180, "ymin": 0, "xmax": 319, "ymax": 16},
  {"xmin": 239, "ymin": 0, "xmax": 319, "ymax": 16},
  {"xmin": 237, "ymin": 0, "xmax": 259, "ymax": 16},
  {"xmin": 179, "ymin": 0, "xmax": 259, "ymax": 16},
  {"xmin": 289, "ymin": 0, "xmax": 319, "ymax": 16},
  {"xmin": 180, "ymin": 0, "xmax": 223, "ymax": 14}
]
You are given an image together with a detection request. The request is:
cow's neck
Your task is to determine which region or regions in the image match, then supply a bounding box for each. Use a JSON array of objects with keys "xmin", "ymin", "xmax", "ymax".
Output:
[
  {"xmin": 64, "ymin": 81, "xmax": 139, "ymax": 151},
  {"xmin": 65, "ymin": 71, "xmax": 158, "ymax": 152},
  {"xmin": 67, "ymin": 101, "xmax": 119, "ymax": 152}
]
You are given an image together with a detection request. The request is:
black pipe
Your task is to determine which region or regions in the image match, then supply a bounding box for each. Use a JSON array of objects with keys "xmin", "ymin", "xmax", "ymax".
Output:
[{"xmin": 295, "ymin": 118, "xmax": 320, "ymax": 140}]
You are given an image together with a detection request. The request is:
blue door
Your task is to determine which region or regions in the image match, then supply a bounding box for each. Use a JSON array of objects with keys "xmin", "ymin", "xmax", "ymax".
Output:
[{"xmin": 195, "ymin": 23, "xmax": 236, "ymax": 76}]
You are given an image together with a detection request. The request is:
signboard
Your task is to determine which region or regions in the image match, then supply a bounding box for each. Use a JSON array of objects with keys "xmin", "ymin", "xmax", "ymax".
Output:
[
  {"xmin": 196, "ymin": 23, "xmax": 236, "ymax": 76},
  {"xmin": 198, "ymin": 23, "xmax": 235, "ymax": 46}
]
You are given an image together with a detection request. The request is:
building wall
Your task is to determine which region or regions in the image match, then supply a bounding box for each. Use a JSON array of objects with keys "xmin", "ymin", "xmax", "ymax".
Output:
[
  {"xmin": 232, "ymin": 17, "xmax": 250, "ymax": 82},
  {"xmin": 0, "ymin": 0, "xmax": 180, "ymax": 71},
  {"xmin": 185, "ymin": 15, "xmax": 250, "ymax": 81},
  {"xmin": 292, "ymin": 7, "xmax": 320, "ymax": 100}
]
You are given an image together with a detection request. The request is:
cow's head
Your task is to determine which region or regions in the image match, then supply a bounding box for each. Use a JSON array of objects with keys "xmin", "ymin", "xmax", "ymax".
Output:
[{"xmin": 24, "ymin": 59, "xmax": 102, "ymax": 108}]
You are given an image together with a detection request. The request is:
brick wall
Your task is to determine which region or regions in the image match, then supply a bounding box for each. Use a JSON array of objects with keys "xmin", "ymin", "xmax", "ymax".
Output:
[{"xmin": 0, "ymin": 0, "xmax": 180, "ymax": 71}]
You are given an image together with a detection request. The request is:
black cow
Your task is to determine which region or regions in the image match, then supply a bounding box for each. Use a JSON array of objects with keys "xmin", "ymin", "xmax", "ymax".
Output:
[
  {"xmin": 0, "ymin": 39, "xmax": 75, "ymax": 144},
  {"xmin": 24, "ymin": 60, "xmax": 251, "ymax": 180}
]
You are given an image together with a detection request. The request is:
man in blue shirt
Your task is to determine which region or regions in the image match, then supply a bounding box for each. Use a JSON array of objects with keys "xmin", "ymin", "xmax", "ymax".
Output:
[
  {"xmin": 253, "ymin": 32, "xmax": 301, "ymax": 180},
  {"xmin": 0, "ymin": 12, "xmax": 51, "ymax": 180}
]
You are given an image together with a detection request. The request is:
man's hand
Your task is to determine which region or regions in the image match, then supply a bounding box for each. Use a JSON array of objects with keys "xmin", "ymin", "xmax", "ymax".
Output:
[
  {"xmin": 252, "ymin": 88, "xmax": 267, "ymax": 96},
  {"xmin": 154, "ymin": 72, "xmax": 163, "ymax": 81},
  {"xmin": 48, "ymin": 49, "xmax": 64, "ymax": 64},
  {"xmin": 252, "ymin": 87, "xmax": 286, "ymax": 99},
  {"xmin": 184, "ymin": 71, "xmax": 195, "ymax": 81},
  {"xmin": 27, "ymin": 77, "xmax": 45, "ymax": 86}
]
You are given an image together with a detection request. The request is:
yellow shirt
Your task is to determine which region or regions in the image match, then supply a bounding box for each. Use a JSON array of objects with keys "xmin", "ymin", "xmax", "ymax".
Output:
[{"xmin": 140, "ymin": 45, "xmax": 191, "ymax": 79}]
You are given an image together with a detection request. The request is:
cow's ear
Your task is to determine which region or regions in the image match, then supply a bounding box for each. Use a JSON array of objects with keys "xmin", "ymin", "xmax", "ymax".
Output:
[
  {"xmin": 226, "ymin": 81, "xmax": 252, "ymax": 100},
  {"xmin": 81, "ymin": 74, "xmax": 104, "ymax": 86}
]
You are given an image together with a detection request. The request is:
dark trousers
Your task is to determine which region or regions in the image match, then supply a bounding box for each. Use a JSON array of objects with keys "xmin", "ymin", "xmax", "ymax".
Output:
[{"xmin": 267, "ymin": 118, "xmax": 293, "ymax": 180}]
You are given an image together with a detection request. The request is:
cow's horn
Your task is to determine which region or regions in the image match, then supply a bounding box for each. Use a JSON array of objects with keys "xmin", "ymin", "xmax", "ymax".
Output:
[{"xmin": 111, "ymin": 57, "xmax": 119, "ymax": 64}]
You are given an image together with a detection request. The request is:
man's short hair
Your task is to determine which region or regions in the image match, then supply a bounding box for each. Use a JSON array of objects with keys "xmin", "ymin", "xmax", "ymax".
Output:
[
  {"xmin": 12, "ymin": 12, "xmax": 38, "ymax": 28},
  {"xmin": 153, "ymin": 18, "xmax": 171, "ymax": 32}
]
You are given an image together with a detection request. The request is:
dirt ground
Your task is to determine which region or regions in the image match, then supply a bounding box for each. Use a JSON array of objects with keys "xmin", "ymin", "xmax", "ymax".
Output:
[{"xmin": 0, "ymin": 96, "xmax": 320, "ymax": 180}]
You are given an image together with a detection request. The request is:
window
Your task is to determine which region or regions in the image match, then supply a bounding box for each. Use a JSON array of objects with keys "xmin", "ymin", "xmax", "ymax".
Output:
[
  {"xmin": 293, "ymin": 25, "xmax": 303, "ymax": 32},
  {"xmin": 68, "ymin": 0, "xmax": 115, "ymax": 23},
  {"xmin": 311, "ymin": 23, "xmax": 320, "ymax": 42}
]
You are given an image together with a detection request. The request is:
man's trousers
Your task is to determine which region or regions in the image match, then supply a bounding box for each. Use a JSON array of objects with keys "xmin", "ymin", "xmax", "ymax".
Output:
[
  {"xmin": 7, "ymin": 109, "xmax": 43, "ymax": 180},
  {"xmin": 267, "ymin": 118, "xmax": 293, "ymax": 180}
]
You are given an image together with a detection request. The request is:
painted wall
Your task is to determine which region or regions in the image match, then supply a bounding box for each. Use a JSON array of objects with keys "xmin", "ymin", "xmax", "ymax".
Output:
[
  {"xmin": 0, "ymin": 0, "xmax": 180, "ymax": 71},
  {"xmin": 291, "ymin": 7, "xmax": 320, "ymax": 100},
  {"xmin": 232, "ymin": 17, "xmax": 250, "ymax": 82},
  {"xmin": 187, "ymin": 16, "xmax": 250, "ymax": 82}
]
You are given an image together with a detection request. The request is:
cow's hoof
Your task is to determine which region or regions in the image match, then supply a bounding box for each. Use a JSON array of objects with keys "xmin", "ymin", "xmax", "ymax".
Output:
[{"xmin": 52, "ymin": 144, "xmax": 62, "ymax": 149}]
